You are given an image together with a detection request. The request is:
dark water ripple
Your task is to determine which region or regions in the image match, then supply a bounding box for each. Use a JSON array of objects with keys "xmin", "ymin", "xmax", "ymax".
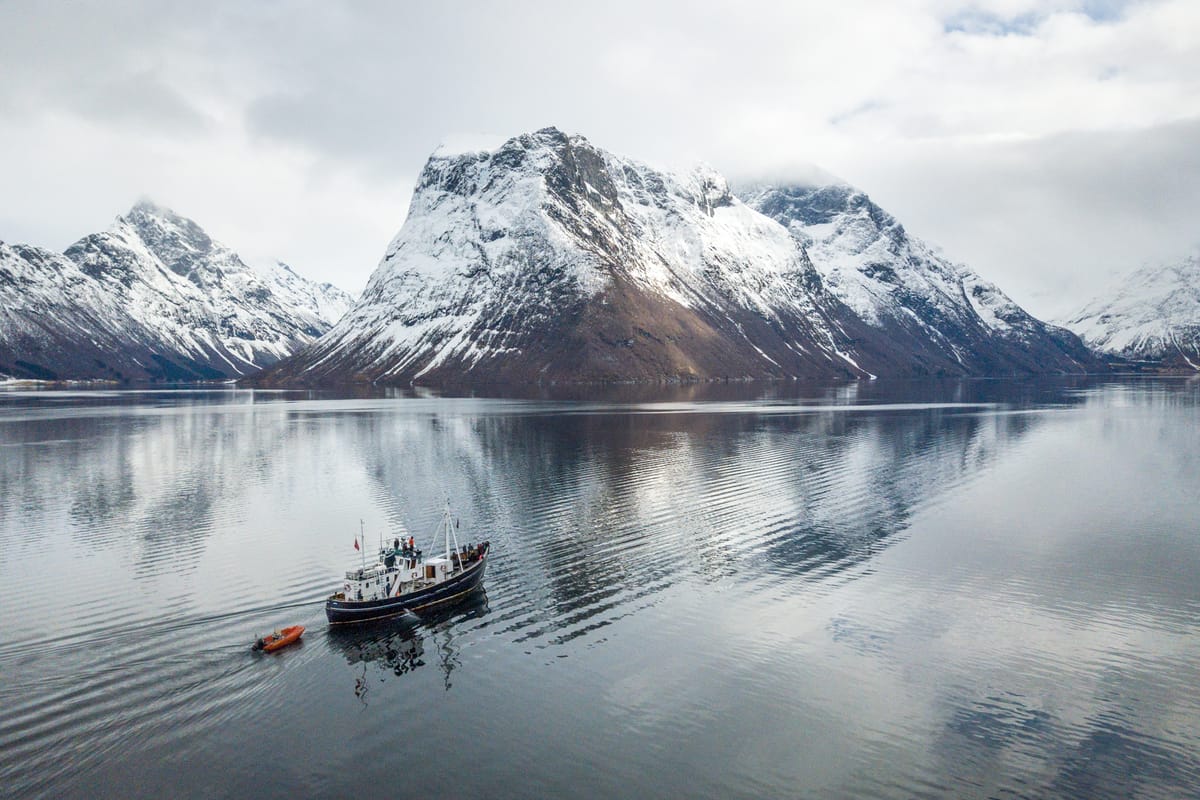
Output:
[{"xmin": 1, "ymin": 377, "xmax": 1198, "ymax": 798}]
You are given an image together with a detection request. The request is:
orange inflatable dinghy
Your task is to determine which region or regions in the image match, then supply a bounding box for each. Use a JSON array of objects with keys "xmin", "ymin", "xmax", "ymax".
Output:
[{"xmin": 253, "ymin": 625, "xmax": 305, "ymax": 653}]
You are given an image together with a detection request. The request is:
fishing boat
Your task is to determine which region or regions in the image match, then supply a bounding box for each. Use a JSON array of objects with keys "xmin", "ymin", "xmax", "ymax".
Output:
[
  {"xmin": 253, "ymin": 625, "xmax": 305, "ymax": 652},
  {"xmin": 325, "ymin": 504, "xmax": 490, "ymax": 625}
]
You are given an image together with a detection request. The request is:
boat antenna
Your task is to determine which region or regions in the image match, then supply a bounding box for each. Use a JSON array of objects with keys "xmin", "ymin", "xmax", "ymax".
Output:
[{"xmin": 360, "ymin": 519, "xmax": 367, "ymax": 571}]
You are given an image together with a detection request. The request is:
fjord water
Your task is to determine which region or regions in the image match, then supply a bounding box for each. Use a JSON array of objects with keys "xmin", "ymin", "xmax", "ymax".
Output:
[{"xmin": 1, "ymin": 379, "xmax": 1197, "ymax": 799}]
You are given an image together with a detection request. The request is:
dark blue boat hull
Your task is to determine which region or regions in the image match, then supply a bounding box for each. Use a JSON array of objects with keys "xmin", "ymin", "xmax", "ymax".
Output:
[{"xmin": 325, "ymin": 545, "xmax": 489, "ymax": 625}]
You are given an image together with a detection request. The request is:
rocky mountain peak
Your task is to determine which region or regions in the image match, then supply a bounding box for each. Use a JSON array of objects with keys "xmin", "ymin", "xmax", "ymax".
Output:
[
  {"xmin": 740, "ymin": 180, "xmax": 948, "ymax": 320},
  {"xmin": 417, "ymin": 127, "xmax": 619, "ymax": 212},
  {"xmin": 114, "ymin": 200, "xmax": 230, "ymax": 281},
  {"xmin": 746, "ymin": 183, "xmax": 901, "ymax": 243}
]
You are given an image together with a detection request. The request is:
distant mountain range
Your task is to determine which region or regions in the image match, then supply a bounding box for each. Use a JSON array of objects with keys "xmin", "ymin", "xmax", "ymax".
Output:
[
  {"xmin": 5, "ymin": 129, "xmax": 1191, "ymax": 386},
  {"xmin": 0, "ymin": 201, "xmax": 352, "ymax": 381},
  {"xmin": 1060, "ymin": 251, "xmax": 1200, "ymax": 371},
  {"xmin": 257, "ymin": 127, "xmax": 1095, "ymax": 386}
]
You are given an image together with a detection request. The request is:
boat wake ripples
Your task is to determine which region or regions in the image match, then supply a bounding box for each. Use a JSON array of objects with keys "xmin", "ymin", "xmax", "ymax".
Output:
[{"xmin": 3, "ymin": 380, "xmax": 1198, "ymax": 798}]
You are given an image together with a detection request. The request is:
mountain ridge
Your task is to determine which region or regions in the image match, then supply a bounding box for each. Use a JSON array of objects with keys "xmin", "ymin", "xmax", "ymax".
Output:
[
  {"xmin": 257, "ymin": 127, "xmax": 1096, "ymax": 387},
  {"xmin": 1, "ymin": 202, "xmax": 352, "ymax": 382}
]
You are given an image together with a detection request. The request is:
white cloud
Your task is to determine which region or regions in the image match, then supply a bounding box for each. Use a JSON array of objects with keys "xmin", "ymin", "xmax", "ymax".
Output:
[{"xmin": 0, "ymin": 0, "xmax": 1196, "ymax": 309}]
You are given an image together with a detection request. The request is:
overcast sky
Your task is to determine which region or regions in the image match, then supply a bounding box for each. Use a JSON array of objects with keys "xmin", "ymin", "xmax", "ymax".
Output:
[{"xmin": 1, "ymin": 0, "xmax": 1197, "ymax": 318}]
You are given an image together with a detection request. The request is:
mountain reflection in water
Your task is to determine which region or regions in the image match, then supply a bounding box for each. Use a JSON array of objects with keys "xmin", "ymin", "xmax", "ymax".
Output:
[{"xmin": 0, "ymin": 377, "xmax": 1197, "ymax": 799}]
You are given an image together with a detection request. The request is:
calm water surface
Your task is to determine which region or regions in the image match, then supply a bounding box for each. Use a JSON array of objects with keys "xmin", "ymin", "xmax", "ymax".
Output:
[{"xmin": 1, "ymin": 378, "xmax": 1198, "ymax": 799}]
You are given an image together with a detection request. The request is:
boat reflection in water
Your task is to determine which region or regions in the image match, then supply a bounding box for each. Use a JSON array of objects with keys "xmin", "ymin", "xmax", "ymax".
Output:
[{"xmin": 328, "ymin": 587, "xmax": 490, "ymax": 701}]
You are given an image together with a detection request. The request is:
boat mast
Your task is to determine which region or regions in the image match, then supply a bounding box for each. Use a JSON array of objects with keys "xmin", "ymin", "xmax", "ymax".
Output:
[
  {"xmin": 444, "ymin": 500, "xmax": 462, "ymax": 563},
  {"xmin": 359, "ymin": 519, "xmax": 366, "ymax": 572}
]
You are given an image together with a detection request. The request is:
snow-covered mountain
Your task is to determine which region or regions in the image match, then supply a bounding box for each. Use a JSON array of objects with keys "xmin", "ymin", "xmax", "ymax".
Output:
[
  {"xmin": 0, "ymin": 241, "xmax": 179, "ymax": 380},
  {"xmin": 248, "ymin": 258, "xmax": 356, "ymax": 341},
  {"xmin": 739, "ymin": 182, "xmax": 1095, "ymax": 376},
  {"xmin": 1060, "ymin": 252, "xmax": 1200, "ymax": 370},
  {"xmin": 262, "ymin": 128, "xmax": 896, "ymax": 385},
  {"xmin": 261, "ymin": 128, "xmax": 1093, "ymax": 387},
  {"xmin": 0, "ymin": 202, "xmax": 352, "ymax": 381}
]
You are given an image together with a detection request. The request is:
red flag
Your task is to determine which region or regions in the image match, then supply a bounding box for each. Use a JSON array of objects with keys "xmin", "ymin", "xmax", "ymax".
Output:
[{"xmin": 354, "ymin": 537, "xmax": 360, "ymax": 551}]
